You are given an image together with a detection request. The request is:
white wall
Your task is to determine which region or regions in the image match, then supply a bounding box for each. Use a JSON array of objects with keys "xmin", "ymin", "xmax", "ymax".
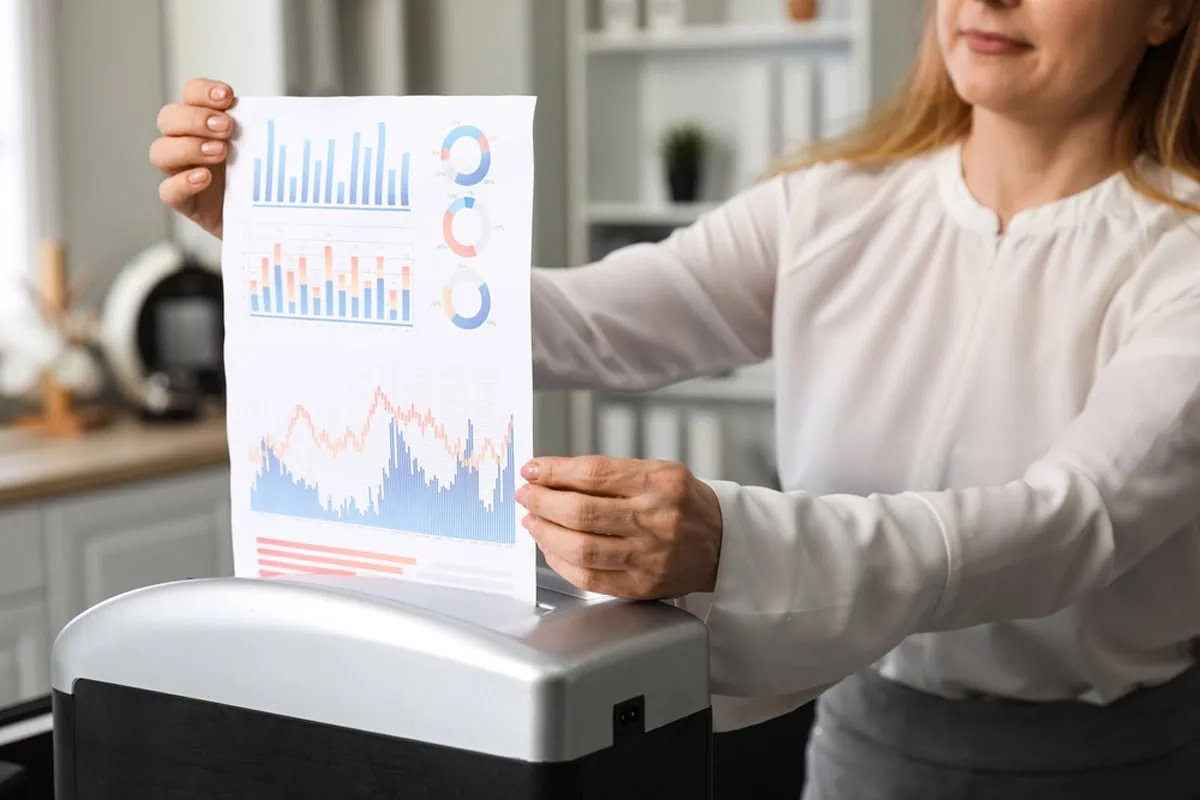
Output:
[
  {"xmin": 161, "ymin": 0, "xmax": 290, "ymax": 264},
  {"xmin": 51, "ymin": 0, "xmax": 172, "ymax": 308}
]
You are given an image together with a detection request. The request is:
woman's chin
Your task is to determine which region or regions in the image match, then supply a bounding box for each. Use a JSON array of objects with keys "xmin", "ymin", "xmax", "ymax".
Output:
[{"xmin": 950, "ymin": 77, "xmax": 1037, "ymax": 119}]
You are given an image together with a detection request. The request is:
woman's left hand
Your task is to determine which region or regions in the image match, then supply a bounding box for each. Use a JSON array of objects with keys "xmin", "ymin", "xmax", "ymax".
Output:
[{"xmin": 516, "ymin": 456, "xmax": 724, "ymax": 600}]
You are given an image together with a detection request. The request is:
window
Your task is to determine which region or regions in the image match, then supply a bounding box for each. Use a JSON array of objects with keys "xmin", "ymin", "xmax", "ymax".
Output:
[{"xmin": 0, "ymin": 0, "xmax": 52, "ymax": 312}]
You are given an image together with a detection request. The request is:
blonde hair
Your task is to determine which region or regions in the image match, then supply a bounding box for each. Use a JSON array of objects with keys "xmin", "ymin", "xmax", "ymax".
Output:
[{"xmin": 776, "ymin": 2, "xmax": 1200, "ymax": 214}]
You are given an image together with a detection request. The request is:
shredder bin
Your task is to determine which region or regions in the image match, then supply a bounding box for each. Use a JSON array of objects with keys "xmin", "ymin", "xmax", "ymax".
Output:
[{"xmin": 51, "ymin": 573, "xmax": 713, "ymax": 798}]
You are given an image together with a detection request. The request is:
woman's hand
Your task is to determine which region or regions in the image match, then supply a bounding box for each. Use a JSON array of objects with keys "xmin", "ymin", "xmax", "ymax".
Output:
[
  {"xmin": 149, "ymin": 77, "xmax": 236, "ymax": 239},
  {"xmin": 516, "ymin": 456, "xmax": 724, "ymax": 600}
]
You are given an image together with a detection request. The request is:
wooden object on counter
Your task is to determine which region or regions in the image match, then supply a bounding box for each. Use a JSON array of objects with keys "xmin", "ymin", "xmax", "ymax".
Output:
[
  {"xmin": 12, "ymin": 242, "xmax": 111, "ymax": 437},
  {"xmin": 0, "ymin": 411, "xmax": 228, "ymax": 506}
]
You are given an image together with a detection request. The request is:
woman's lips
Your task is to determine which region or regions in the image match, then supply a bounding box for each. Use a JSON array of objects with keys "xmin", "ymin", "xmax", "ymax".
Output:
[{"xmin": 961, "ymin": 29, "xmax": 1032, "ymax": 56}]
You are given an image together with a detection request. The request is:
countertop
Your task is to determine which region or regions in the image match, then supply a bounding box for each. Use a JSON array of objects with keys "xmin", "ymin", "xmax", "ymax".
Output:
[{"xmin": 0, "ymin": 412, "xmax": 229, "ymax": 506}]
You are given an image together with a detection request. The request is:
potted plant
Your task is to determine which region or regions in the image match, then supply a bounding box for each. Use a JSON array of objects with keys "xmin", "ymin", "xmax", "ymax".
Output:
[{"xmin": 660, "ymin": 122, "xmax": 709, "ymax": 203}]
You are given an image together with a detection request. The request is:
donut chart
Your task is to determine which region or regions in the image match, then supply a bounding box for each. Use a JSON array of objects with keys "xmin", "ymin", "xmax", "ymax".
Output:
[
  {"xmin": 443, "ymin": 270, "xmax": 492, "ymax": 330},
  {"xmin": 443, "ymin": 196, "xmax": 492, "ymax": 258},
  {"xmin": 441, "ymin": 125, "xmax": 492, "ymax": 187}
]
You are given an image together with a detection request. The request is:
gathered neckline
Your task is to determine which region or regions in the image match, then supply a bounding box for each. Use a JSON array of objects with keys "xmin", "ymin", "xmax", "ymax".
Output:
[{"xmin": 932, "ymin": 141, "xmax": 1135, "ymax": 238}]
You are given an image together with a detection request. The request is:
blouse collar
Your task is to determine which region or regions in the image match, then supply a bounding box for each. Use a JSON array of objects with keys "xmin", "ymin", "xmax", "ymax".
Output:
[{"xmin": 933, "ymin": 140, "xmax": 1133, "ymax": 238}]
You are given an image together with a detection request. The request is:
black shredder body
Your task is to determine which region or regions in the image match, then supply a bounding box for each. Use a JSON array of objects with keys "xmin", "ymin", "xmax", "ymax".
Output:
[{"xmin": 50, "ymin": 574, "xmax": 713, "ymax": 798}]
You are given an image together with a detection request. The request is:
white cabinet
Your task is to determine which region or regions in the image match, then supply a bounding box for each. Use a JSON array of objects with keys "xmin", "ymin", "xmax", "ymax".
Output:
[
  {"xmin": 0, "ymin": 506, "xmax": 48, "ymax": 708},
  {"xmin": 0, "ymin": 598, "xmax": 49, "ymax": 707},
  {"xmin": 0, "ymin": 507, "xmax": 43, "ymax": 597},
  {"xmin": 44, "ymin": 468, "xmax": 233, "ymax": 634},
  {"xmin": 0, "ymin": 466, "xmax": 232, "ymax": 708}
]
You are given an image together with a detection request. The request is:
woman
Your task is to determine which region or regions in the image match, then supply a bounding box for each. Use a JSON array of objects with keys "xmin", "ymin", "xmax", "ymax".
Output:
[{"xmin": 152, "ymin": 0, "xmax": 1200, "ymax": 796}]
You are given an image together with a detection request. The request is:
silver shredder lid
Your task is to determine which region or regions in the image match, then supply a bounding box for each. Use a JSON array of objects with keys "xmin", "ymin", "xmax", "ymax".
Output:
[{"xmin": 51, "ymin": 572, "xmax": 711, "ymax": 763}]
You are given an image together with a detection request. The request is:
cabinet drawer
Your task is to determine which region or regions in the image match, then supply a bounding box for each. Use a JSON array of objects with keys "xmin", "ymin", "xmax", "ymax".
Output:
[{"xmin": 0, "ymin": 507, "xmax": 44, "ymax": 598}]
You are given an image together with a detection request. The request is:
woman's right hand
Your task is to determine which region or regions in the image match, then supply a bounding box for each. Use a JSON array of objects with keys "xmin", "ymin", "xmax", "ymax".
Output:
[{"xmin": 149, "ymin": 78, "xmax": 236, "ymax": 240}]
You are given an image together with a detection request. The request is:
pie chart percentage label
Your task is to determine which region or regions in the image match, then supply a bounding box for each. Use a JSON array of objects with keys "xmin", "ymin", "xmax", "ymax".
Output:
[
  {"xmin": 443, "ymin": 196, "xmax": 492, "ymax": 258},
  {"xmin": 443, "ymin": 270, "xmax": 492, "ymax": 330},
  {"xmin": 441, "ymin": 125, "xmax": 492, "ymax": 187}
]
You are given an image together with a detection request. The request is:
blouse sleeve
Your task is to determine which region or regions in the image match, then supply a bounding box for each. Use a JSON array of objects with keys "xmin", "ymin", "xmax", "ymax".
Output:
[
  {"xmin": 684, "ymin": 283, "xmax": 1200, "ymax": 698},
  {"xmin": 530, "ymin": 174, "xmax": 793, "ymax": 392}
]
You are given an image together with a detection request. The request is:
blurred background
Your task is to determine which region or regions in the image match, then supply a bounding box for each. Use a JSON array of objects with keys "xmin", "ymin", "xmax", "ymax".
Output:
[{"xmin": 0, "ymin": 1, "xmax": 921, "ymax": 795}]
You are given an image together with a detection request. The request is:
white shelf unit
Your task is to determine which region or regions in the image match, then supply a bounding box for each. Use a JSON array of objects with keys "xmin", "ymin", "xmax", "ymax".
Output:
[
  {"xmin": 585, "ymin": 200, "xmax": 719, "ymax": 226},
  {"xmin": 563, "ymin": 0, "xmax": 924, "ymax": 479},
  {"xmin": 582, "ymin": 18, "xmax": 857, "ymax": 53}
]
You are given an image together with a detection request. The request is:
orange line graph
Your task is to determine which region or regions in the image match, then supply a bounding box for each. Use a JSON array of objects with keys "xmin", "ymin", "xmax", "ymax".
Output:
[{"xmin": 251, "ymin": 387, "xmax": 514, "ymax": 471}]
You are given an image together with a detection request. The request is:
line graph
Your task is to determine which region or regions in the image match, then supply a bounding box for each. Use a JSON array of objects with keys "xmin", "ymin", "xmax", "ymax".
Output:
[{"xmin": 249, "ymin": 388, "xmax": 517, "ymax": 544}]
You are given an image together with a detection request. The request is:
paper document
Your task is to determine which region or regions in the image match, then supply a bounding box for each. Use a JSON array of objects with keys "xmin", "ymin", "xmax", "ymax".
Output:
[{"xmin": 221, "ymin": 95, "xmax": 538, "ymax": 604}]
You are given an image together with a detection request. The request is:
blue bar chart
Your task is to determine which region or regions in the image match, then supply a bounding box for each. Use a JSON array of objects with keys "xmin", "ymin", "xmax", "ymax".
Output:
[{"xmin": 253, "ymin": 119, "xmax": 412, "ymax": 212}]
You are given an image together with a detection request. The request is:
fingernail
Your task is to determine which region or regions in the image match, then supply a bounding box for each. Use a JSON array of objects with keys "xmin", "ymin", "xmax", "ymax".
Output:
[
  {"xmin": 210, "ymin": 86, "xmax": 227, "ymax": 101},
  {"xmin": 200, "ymin": 140, "xmax": 223, "ymax": 156},
  {"xmin": 515, "ymin": 485, "xmax": 527, "ymax": 503},
  {"xmin": 522, "ymin": 461, "xmax": 539, "ymax": 480},
  {"xmin": 206, "ymin": 115, "xmax": 229, "ymax": 132},
  {"xmin": 188, "ymin": 169, "xmax": 207, "ymax": 184},
  {"xmin": 522, "ymin": 514, "xmax": 537, "ymax": 530}
]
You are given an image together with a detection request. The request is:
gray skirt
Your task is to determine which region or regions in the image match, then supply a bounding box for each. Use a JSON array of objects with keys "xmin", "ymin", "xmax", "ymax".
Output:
[{"xmin": 803, "ymin": 665, "xmax": 1200, "ymax": 800}]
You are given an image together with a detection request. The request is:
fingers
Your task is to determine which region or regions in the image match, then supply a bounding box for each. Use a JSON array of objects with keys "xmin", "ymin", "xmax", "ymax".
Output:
[
  {"xmin": 181, "ymin": 78, "xmax": 235, "ymax": 110},
  {"xmin": 516, "ymin": 483, "xmax": 637, "ymax": 535},
  {"xmin": 157, "ymin": 102, "xmax": 234, "ymax": 140},
  {"xmin": 158, "ymin": 168, "xmax": 212, "ymax": 210},
  {"xmin": 540, "ymin": 552, "xmax": 647, "ymax": 599},
  {"xmin": 524, "ymin": 514, "xmax": 635, "ymax": 571},
  {"xmin": 149, "ymin": 135, "xmax": 227, "ymax": 174},
  {"xmin": 522, "ymin": 455, "xmax": 649, "ymax": 497}
]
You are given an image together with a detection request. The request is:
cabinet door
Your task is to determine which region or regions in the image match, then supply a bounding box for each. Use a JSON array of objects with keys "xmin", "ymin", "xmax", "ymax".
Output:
[
  {"xmin": 0, "ymin": 597, "xmax": 49, "ymax": 708},
  {"xmin": 0, "ymin": 506, "xmax": 49, "ymax": 707},
  {"xmin": 0, "ymin": 506, "xmax": 44, "ymax": 599},
  {"xmin": 44, "ymin": 468, "xmax": 232, "ymax": 635}
]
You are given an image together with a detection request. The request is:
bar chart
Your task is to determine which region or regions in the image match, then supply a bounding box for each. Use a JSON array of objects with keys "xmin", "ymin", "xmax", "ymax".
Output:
[
  {"xmin": 252, "ymin": 119, "xmax": 411, "ymax": 212},
  {"xmin": 249, "ymin": 242, "xmax": 414, "ymax": 327}
]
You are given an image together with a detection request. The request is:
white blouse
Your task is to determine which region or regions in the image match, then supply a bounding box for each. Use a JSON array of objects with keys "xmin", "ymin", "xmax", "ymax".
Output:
[{"xmin": 531, "ymin": 142, "xmax": 1200, "ymax": 731}]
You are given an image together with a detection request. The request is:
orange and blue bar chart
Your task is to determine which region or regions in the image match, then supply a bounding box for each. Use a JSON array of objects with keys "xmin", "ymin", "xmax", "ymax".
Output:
[{"xmin": 249, "ymin": 243, "xmax": 413, "ymax": 327}]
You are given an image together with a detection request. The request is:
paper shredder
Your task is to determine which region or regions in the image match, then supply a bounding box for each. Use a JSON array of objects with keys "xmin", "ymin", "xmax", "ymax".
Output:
[{"xmin": 50, "ymin": 571, "xmax": 712, "ymax": 798}]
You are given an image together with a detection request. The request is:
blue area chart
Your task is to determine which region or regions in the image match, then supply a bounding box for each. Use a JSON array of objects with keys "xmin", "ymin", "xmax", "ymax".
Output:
[
  {"xmin": 250, "ymin": 418, "xmax": 516, "ymax": 545},
  {"xmin": 441, "ymin": 125, "xmax": 492, "ymax": 187}
]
